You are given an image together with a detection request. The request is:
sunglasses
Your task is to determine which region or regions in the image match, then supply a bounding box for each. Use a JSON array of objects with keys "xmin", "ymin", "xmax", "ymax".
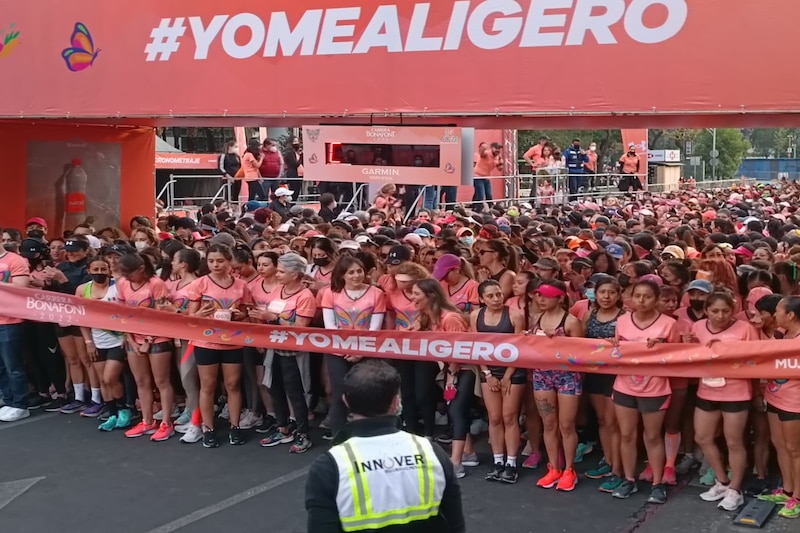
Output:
[{"xmin": 478, "ymin": 250, "xmax": 495, "ymax": 255}]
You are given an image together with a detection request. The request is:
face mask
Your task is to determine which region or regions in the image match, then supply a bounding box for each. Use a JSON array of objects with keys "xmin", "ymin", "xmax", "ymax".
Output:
[
  {"xmin": 269, "ymin": 146, "xmax": 278, "ymax": 152},
  {"xmin": 603, "ymin": 235, "xmax": 615, "ymax": 244},
  {"xmin": 3, "ymin": 244, "xmax": 17, "ymax": 253},
  {"xmin": 629, "ymin": 151, "xmax": 635, "ymax": 156},
  {"xmin": 90, "ymin": 273, "xmax": 109, "ymax": 284},
  {"xmin": 618, "ymin": 273, "xmax": 631, "ymax": 288},
  {"xmin": 460, "ymin": 236, "xmax": 474, "ymax": 247},
  {"xmin": 134, "ymin": 241, "xmax": 147, "ymax": 251},
  {"xmin": 585, "ymin": 288, "xmax": 596, "ymax": 303},
  {"xmin": 313, "ymin": 257, "xmax": 331, "ymax": 267},
  {"xmin": 292, "ymin": 144, "xmax": 300, "ymax": 150},
  {"xmin": 27, "ymin": 230, "xmax": 44, "ymax": 239},
  {"xmin": 689, "ymin": 299, "xmax": 705, "ymax": 311}
]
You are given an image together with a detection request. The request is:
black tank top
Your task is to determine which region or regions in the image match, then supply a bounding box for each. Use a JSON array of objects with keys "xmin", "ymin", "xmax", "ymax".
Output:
[
  {"xmin": 490, "ymin": 268, "xmax": 507, "ymax": 282},
  {"xmin": 476, "ymin": 306, "xmax": 514, "ymax": 334}
]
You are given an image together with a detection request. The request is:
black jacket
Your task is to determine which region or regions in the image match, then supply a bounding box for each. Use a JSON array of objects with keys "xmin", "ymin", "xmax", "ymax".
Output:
[
  {"xmin": 51, "ymin": 258, "xmax": 90, "ymax": 294},
  {"xmin": 305, "ymin": 416, "xmax": 465, "ymax": 533},
  {"xmin": 268, "ymin": 199, "xmax": 292, "ymax": 222}
]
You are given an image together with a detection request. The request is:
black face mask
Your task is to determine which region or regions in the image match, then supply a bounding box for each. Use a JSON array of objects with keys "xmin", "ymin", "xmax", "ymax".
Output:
[
  {"xmin": 689, "ymin": 299, "xmax": 705, "ymax": 312},
  {"xmin": 27, "ymin": 230, "xmax": 44, "ymax": 239},
  {"xmin": 3, "ymin": 244, "xmax": 18, "ymax": 253},
  {"xmin": 292, "ymin": 144, "xmax": 300, "ymax": 150},
  {"xmin": 618, "ymin": 273, "xmax": 631, "ymax": 288},
  {"xmin": 628, "ymin": 151, "xmax": 635, "ymax": 156},
  {"xmin": 90, "ymin": 273, "xmax": 109, "ymax": 284},
  {"xmin": 313, "ymin": 257, "xmax": 331, "ymax": 267}
]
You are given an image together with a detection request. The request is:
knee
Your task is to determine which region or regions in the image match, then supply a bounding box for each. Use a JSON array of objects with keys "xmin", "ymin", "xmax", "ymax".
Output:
[
  {"xmin": 694, "ymin": 431, "xmax": 714, "ymax": 447},
  {"xmin": 153, "ymin": 376, "xmax": 172, "ymax": 390},
  {"xmin": 785, "ymin": 439, "xmax": 800, "ymax": 458},
  {"xmin": 542, "ymin": 416, "xmax": 559, "ymax": 433},
  {"xmin": 502, "ymin": 412, "xmax": 518, "ymax": 428},
  {"xmin": 224, "ymin": 379, "xmax": 241, "ymax": 393},
  {"xmin": 558, "ymin": 421, "xmax": 576, "ymax": 436}
]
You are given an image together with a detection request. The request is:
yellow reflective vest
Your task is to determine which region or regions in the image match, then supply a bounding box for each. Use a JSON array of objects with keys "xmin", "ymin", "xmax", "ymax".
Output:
[{"xmin": 328, "ymin": 431, "xmax": 446, "ymax": 531}]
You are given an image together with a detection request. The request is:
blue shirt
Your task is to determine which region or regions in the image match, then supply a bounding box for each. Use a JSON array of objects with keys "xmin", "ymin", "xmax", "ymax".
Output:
[{"xmin": 564, "ymin": 147, "xmax": 589, "ymax": 173}]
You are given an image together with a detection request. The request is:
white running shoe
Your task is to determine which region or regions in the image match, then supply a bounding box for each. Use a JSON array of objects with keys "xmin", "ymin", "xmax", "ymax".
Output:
[
  {"xmin": 0, "ymin": 407, "xmax": 30, "ymax": 422},
  {"xmin": 180, "ymin": 425, "xmax": 203, "ymax": 443},
  {"xmin": 700, "ymin": 481, "xmax": 729, "ymax": 502},
  {"xmin": 718, "ymin": 488, "xmax": 744, "ymax": 511},
  {"xmin": 218, "ymin": 404, "xmax": 230, "ymax": 420},
  {"xmin": 174, "ymin": 422, "xmax": 192, "ymax": 434},
  {"xmin": 239, "ymin": 410, "xmax": 262, "ymax": 430}
]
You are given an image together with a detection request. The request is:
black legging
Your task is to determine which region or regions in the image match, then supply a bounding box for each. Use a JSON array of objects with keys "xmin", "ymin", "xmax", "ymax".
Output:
[
  {"xmin": 325, "ymin": 354, "xmax": 354, "ymax": 432},
  {"xmin": 23, "ymin": 321, "xmax": 67, "ymax": 395},
  {"xmin": 447, "ymin": 369, "xmax": 476, "ymax": 441},
  {"xmin": 269, "ymin": 352, "xmax": 309, "ymax": 435},
  {"xmin": 395, "ymin": 360, "xmax": 439, "ymax": 438}
]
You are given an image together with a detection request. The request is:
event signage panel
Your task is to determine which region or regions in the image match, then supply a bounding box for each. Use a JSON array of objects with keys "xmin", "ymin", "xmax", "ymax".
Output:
[
  {"xmin": 0, "ymin": 1, "xmax": 798, "ymax": 122},
  {"xmin": 303, "ymin": 125, "xmax": 464, "ymax": 186},
  {"xmin": 7, "ymin": 284, "xmax": 800, "ymax": 379}
]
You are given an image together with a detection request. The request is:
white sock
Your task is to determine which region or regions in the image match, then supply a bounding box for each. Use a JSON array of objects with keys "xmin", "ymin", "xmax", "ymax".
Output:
[
  {"xmin": 91, "ymin": 388, "xmax": 102, "ymax": 404},
  {"xmin": 507, "ymin": 456, "xmax": 517, "ymax": 467},
  {"xmin": 493, "ymin": 454, "xmax": 504, "ymax": 465},
  {"xmin": 73, "ymin": 383, "xmax": 86, "ymax": 403}
]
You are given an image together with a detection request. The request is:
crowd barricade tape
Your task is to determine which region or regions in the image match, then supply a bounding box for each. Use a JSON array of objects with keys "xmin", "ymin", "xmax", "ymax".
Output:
[{"xmin": 8, "ymin": 284, "xmax": 800, "ymax": 379}]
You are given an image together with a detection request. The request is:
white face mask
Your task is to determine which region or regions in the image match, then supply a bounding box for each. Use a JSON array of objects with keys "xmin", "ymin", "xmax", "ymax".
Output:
[
  {"xmin": 134, "ymin": 241, "xmax": 147, "ymax": 251},
  {"xmin": 589, "ymin": 145, "xmax": 596, "ymax": 152}
]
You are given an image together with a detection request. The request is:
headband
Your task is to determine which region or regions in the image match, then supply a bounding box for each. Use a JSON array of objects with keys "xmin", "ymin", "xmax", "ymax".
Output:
[
  {"xmin": 394, "ymin": 274, "xmax": 414, "ymax": 282},
  {"xmin": 534, "ymin": 284, "xmax": 567, "ymax": 299}
]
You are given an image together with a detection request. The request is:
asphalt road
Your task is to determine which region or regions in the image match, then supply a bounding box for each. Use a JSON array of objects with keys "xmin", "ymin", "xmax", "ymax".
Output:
[{"xmin": 0, "ymin": 410, "xmax": 795, "ymax": 533}]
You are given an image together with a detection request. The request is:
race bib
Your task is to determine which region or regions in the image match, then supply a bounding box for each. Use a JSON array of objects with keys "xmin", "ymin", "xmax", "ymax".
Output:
[
  {"xmin": 213, "ymin": 309, "xmax": 232, "ymax": 321},
  {"xmin": 267, "ymin": 299, "xmax": 287, "ymax": 314},
  {"xmin": 702, "ymin": 377, "xmax": 726, "ymax": 388}
]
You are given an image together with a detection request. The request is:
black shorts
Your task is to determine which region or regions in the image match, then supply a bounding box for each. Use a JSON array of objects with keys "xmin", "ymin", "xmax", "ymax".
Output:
[
  {"xmin": 96, "ymin": 346, "xmax": 126, "ymax": 363},
  {"xmin": 613, "ymin": 391, "xmax": 671, "ymax": 413},
  {"xmin": 56, "ymin": 325, "xmax": 81, "ymax": 338},
  {"xmin": 767, "ymin": 403, "xmax": 800, "ymax": 422},
  {"xmin": 480, "ymin": 367, "xmax": 527, "ymax": 385},
  {"xmin": 194, "ymin": 346, "xmax": 243, "ymax": 366},
  {"xmin": 584, "ymin": 373, "xmax": 616, "ymax": 397},
  {"xmin": 695, "ymin": 397, "xmax": 750, "ymax": 413}
]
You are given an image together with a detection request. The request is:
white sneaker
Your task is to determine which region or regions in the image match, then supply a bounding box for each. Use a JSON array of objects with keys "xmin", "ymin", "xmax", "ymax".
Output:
[
  {"xmin": 700, "ymin": 481, "xmax": 729, "ymax": 502},
  {"xmin": 522, "ymin": 441, "xmax": 533, "ymax": 456},
  {"xmin": 0, "ymin": 407, "xmax": 30, "ymax": 422},
  {"xmin": 0, "ymin": 405, "xmax": 11, "ymax": 418},
  {"xmin": 180, "ymin": 425, "xmax": 203, "ymax": 443},
  {"xmin": 174, "ymin": 422, "xmax": 192, "ymax": 434},
  {"xmin": 218, "ymin": 404, "xmax": 230, "ymax": 420},
  {"xmin": 239, "ymin": 410, "xmax": 262, "ymax": 430},
  {"xmin": 718, "ymin": 488, "xmax": 744, "ymax": 511}
]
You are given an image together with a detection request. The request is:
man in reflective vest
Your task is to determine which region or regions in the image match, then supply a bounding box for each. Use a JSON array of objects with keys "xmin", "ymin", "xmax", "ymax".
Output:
[{"xmin": 305, "ymin": 361, "xmax": 465, "ymax": 533}]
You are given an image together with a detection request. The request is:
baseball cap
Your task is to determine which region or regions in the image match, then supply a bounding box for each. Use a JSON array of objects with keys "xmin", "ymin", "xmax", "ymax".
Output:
[
  {"xmin": 403, "ymin": 233, "xmax": 423, "ymax": 247},
  {"xmin": 687, "ymin": 279, "xmax": 713, "ymax": 294},
  {"xmin": 733, "ymin": 246, "xmax": 754, "ymax": 258},
  {"xmin": 585, "ymin": 273, "xmax": 614, "ymax": 288},
  {"xmin": 413, "ymin": 228, "xmax": 432, "ymax": 238},
  {"xmin": 338, "ymin": 240, "xmax": 360, "ymax": 251},
  {"xmin": 244, "ymin": 200, "xmax": 261, "ymax": 212},
  {"xmin": 354, "ymin": 234, "xmax": 376, "ymax": 246},
  {"xmin": 173, "ymin": 217, "xmax": 197, "ymax": 231},
  {"xmin": 386, "ymin": 245, "xmax": 411, "ymax": 266},
  {"xmin": 209, "ymin": 232, "xmax": 236, "ymax": 248},
  {"xmin": 432, "ymin": 254, "xmax": 461, "ymax": 281},
  {"xmin": 86, "ymin": 235, "xmax": 102, "ymax": 250},
  {"xmin": 19, "ymin": 238, "xmax": 48, "ymax": 258},
  {"xmin": 25, "ymin": 217, "xmax": 48, "ymax": 229},
  {"xmin": 661, "ymin": 245, "xmax": 685, "ymax": 260},
  {"xmin": 64, "ymin": 238, "xmax": 89, "ymax": 252},
  {"xmin": 605, "ymin": 244, "xmax": 624, "ymax": 260},
  {"xmin": 105, "ymin": 243, "xmax": 135, "ymax": 256},
  {"xmin": 274, "ymin": 187, "xmax": 294, "ymax": 198},
  {"xmin": 533, "ymin": 257, "xmax": 559, "ymax": 271}
]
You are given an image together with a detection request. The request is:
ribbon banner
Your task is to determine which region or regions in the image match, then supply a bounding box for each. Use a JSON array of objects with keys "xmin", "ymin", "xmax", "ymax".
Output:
[{"xmin": 6, "ymin": 285, "xmax": 800, "ymax": 379}]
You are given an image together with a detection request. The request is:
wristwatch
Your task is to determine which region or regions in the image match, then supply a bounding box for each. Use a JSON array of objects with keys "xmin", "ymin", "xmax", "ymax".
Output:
[{"xmin": 481, "ymin": 370, "xmax": 492, "ymax": 378}]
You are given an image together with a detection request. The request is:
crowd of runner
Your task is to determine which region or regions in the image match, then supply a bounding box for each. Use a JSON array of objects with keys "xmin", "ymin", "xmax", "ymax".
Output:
[{"xmin": 1, "ymin": 176, "xmax": 800, "ymax": 519}]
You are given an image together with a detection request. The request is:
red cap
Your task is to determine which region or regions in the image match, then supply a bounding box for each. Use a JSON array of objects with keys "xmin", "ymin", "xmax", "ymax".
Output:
[
  {"xmin": 25, "ymin": 217, "xmax": 47, "ymax": 228},
  {"xmin": 158, "ymin": 232, "xmax": 174, "ymax": 241}
]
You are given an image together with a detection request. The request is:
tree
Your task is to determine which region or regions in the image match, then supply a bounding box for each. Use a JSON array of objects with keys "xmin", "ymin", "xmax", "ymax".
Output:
[
  {"xmin": 693, "ymin": 129, "xmax": 750, "ymax": 180},
  {"xmin": 649, "ymin": 129, "xmax": 700, "ymax": 151}
]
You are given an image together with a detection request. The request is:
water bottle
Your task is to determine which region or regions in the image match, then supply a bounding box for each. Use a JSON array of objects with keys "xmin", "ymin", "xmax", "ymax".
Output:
[{"xmin": 64, "ymin": 159, "xmax": 88, "ymax": 230}]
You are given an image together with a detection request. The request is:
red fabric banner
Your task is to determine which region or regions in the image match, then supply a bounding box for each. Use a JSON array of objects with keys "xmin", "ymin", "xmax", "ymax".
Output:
[{"xmin": 7, "ymin": 284, "xmax": 800, "ymax": 378}]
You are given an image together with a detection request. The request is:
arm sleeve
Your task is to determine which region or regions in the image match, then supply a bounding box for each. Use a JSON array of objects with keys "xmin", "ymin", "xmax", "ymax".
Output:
[
  {"xmin": 219, "ymin": 154, "xmax": 226, "ymax": 174},
  {"xmin": 305, "ymin": 454, "xmax": 344, "ymax": 533},
  {"xmin": 369, "ymin": 313, "xmax": 385, "ymax": 331},
  {"xmin": 323, "ymin": 308, "xmax": 338, "ymax": 330},
  {"xmin": 432, "ymin": 444, "xmax": 466, "ymax": 533}
]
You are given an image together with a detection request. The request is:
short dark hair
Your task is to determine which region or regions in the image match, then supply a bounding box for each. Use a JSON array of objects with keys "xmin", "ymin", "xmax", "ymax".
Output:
[{"xmin": 343, "ymin": 361, "xmax": 400, "ymax": 417}]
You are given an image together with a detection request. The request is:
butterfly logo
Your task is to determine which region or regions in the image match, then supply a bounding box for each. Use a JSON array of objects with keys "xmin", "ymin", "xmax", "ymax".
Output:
[
  {"xmin": 0, "ymin": 24, "xmax": 21, "ymax": 58},
  {"xmin": 443, "ymin": 163, "xmax": 456, "ymax": 174},
  {"xmin": 306, "ymin": 129, "xmax": 321, "ymax": 143},
  {"xmin": 62, "ymin": 22, "xmax": 100, "ymax": 72},
  {"xmin": 309, "ymin": 154, "xmax": 318, "ymax": 164}
]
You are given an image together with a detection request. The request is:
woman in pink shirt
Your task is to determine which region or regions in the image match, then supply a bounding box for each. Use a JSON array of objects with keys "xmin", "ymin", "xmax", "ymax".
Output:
[
  {"xmin": 612, "ymin": 279, "xmax": 679, "ymax": 504},
  {"xmin": 116, "ymin": 253, "xmax": 176, "ymax": 442},
  {"xmin": 691, "ymin": 291, "xmax": 758, "ymax": 511},
  {"xmin": 187, "ymin": 244, "xmax": 251, "ymax": 448},
  {"xmin": 433, "ymin": 254, "xmax": 479, "ymax": 313},
  {"xmin": 758, "ymin": 296, "xmax": 800, "ymax": 518},
  {"xmin": 240, "ymin": 138, "xmax": 266, "ymax": 201}
]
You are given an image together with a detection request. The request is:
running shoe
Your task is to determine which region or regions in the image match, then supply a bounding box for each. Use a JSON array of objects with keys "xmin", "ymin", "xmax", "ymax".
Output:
[
  {"xmin": 499, "ymin": 465, "xmax": 518, "ymax": 484},
  {"xmin": 124, "ymin": 420, "xmax": 158, "ymax": 438},
  {"xmin": 699, "ymin": 468, "xmax": 717, "ymax": 486},
  {"xmin": 154, "ymin": 406, "xmax": 181, "ymax": 421},
  {"xmin": 174, "ymin": 409, "xmax": 191, "ymax": 426},
  {"xmin": 81, "ymin": 402, "xmax": 105, "ymax": 418},
  {"xmin": 0, "ymin": 407, "xmax": 29, "ymax": 422},
  {"xmin": 639, "ymin": 464, "xmax": 654, "ymax": 482},
  {"xmin": 255, "ymin": 415, "xmax": 278, "ymax": 434},
  {"xmin": 150, "ymin": 422, "xmax": 174, "ymax": 442},
  {"xmin": 675, "ymin": 453, "xmax": 698, "ymax": 475},
  {"xmin": 612, "ymin": 480, "xmax": 639, "ymax": 499},
  {"xmin": 180, "ymin": 425, "xmax": 203, "ymax": 444},
  {"xmin": 59, "ymin": 400, "xmax": 86, "ymax": 414},
  {"xmin": 260, "ymin": 429, "xmax": 295, "ymax": 447},
  {"xmin": 239, "ymin": 409, "xmax": 262, "ymax": 430},
  {"xmin": 744, "ymin": 478, "xmax": 772, "ymax": 497},
  {"xmin": 522, "ymin": 451, "xmax": 542, "ymax": 470},
  {"xmin": 290, "ymin": 433, "xmax": 312, "ymax": 454},
  {"xmin": 229, "ymin": 426, "xmax": 246, "ymax": 446},
  {"xmin": 436, "ymin": 431, "xmax": 454, "ymax": 445},
  {"xmin": 203, "ymin": 429, "xmax": 220, "ymax": 448},
  {"xmin": 218, "ymin": 404, "xmax": 230, "ymax": 420},
  {"xmin": 435, "ymin": 411, "xmax": 449, "ymax": 426},
  {"xmin": 115, "ymin": 409, "xmax": 132, "ymax": 429},
  {"xmin": 536, "ymin": 465, "xmax": 563, "ymax": 489},
  {"xmin": 647, "ymin": 484, "xmax": 667, "ymax": 504},
  {"xmin": 319, "ymin": 416, "xmax": 331, "ymax": 430},
  {"xmin": 662, "ymin": 466, "xmax": 677, "ymax": 486},
  {"xmin": 453, "ymin": 463, "xmax": 466, "ymax": 479},
  {"xmin": 44, "ymin": 397, "xmax": 69, "ymax": 413},
  {"xmin": 700, "ymin": 480, "xmax": 729, "ymax": 501},
  {"xmin": 599, "ymin": 475, "xmax": 624, "ymax": 493},
  {"xmin": 98, "ymin": 415, "xmax": 118, "ymax": 432},
  {"xmin": 322, "ymin": 429, "xmax": 334, "ymax": 441},
  {"xmin": 556, "ymin": 468, "xmax": 578, "ymax": 491},
  {"xmin": 574, "ymin": 442, "xmax": 593, "ymax": 464},
  {"xmin": 718, "ymin": 488, "xmax": 744, "ymax": 511},
  {"xmin": 462, "ymin": 453, "xmax": 479, "ymax": 467},
  {"xmin": 174, "ymin": 422, "xmax": 192, "ymax": 434},
  {"xmin": 778, "ymin": 497, "xmax": 800, "ymax": 519},
  {"xmin": 759, "ymin": 489, "xmax": 790, "ymax": 505},
  {"xmin": 485, "ymin": 463, "xmax": 504, "ymax": 481},
  {"xmin": 27, "ymin": 395, "xmax": 47, "ymax": 410},
  {"xmin": 585, "ymin": 458, "xmax": 612, "ymax": 479}
]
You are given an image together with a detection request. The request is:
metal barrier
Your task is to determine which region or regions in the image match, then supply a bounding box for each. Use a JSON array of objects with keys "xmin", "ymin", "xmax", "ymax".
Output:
[{"xmin": 158, "ymin": 174, "xmax": 232, "ymax": 213}]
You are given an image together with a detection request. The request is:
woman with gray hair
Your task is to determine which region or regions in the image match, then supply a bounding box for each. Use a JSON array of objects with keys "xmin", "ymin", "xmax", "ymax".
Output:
[{"xmin": 252, "ymin": 252, "xmax": 317, "ymax": 453}]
